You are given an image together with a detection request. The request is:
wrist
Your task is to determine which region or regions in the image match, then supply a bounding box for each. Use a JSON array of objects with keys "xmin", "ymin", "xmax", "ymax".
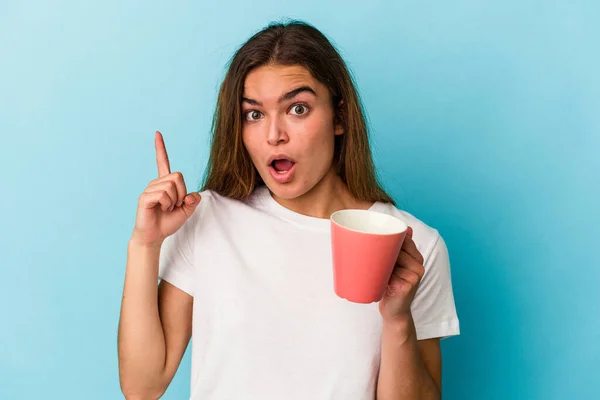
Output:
[
  {"xmin": 126, "ymin": 242, "xmax": 162, "ymax": 272},
  {"xmin": 129, "ymin": 231, "xmax": 164, "ymax": 251},
  {"xmin": 382, "ymin": 313, "xmax": 416, "ymax": 343},
  {"xmin": 125, "ymin": 236, "xmax": 163, "ymax": 281}
]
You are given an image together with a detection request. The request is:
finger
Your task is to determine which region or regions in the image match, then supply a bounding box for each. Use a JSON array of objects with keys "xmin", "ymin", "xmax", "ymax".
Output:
[
  {"xmin": 139, "ymin": 190, "xmax": 174, "ymax": 212},
  {"xmin": 181, "ymin": 192, "xmax": 202, "ymax": 217},
  {"xmin": 172, "ymin": 172, "xmax": 187, "ymax": 207},
  {"xmin": 396, "ymin": 251, "xmax": 425, "ymax": 279},
  {"xmin": 392, "ymin": 265, "xmax": 421, "ymax": 286},
  {"xmin": 145, "ymin": 180, "xmax": 178, "ymax": 211},
  {"xmin": 155, "ymin": 131, "xmax": 171, "ymax": 177},
  {"xmin": 401, "ymin": 231, "xmax": 424, "ymax": 264},
  {"xmin": 386, "ymin": 276, "xmax": 413, "ymax": 296},
  {"xmin": 148, "ymin": 172, "xmax": 187, "ymax": 207}
]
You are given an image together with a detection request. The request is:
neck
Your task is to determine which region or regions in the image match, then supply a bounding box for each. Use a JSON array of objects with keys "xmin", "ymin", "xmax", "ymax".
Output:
[{"xmin": 271, "ymin": 167, "xmax": 374, "ymax": 219}]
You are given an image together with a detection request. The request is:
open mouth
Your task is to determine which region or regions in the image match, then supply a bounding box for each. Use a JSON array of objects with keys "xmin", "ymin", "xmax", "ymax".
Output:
[
  {"xmin": 267, "ymin": 155, "xmax": 296, "ymax": 184},
  {"xmin": 270, "ymin": 158, "xmax": 295, "ymax": 174}
]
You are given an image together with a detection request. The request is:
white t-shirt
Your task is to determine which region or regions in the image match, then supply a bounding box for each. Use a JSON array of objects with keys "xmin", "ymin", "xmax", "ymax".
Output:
[{"xmin": 158, "ymin": 186, "xmax": 460, "ymax": 400}]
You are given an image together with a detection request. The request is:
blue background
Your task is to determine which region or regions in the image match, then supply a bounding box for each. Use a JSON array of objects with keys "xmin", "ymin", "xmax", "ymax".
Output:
[{"xmin": 1, "ymin": 1, "xmax": 598, "ymax": 399}]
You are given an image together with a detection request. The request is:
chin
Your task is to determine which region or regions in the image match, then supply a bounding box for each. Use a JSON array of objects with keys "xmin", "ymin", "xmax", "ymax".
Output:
[{"xmin": 262, "ymin": 179, "xmax": 313, "ymax": 201}]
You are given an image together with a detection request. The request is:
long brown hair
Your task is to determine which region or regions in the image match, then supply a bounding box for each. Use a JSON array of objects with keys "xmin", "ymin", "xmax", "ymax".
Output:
[{"xmin": 201, "ymin": 20, "xmax": 395, "ymax": 205}]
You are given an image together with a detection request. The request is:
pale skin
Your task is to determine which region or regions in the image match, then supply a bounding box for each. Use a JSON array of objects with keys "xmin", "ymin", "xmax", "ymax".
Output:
[
  {"xmin": 117, "ymin": 64, "xmax": 442, "ymax": 399},
  {"xmin": 118, "ymin": 132, "xmax": 200, "ymax": 399}
]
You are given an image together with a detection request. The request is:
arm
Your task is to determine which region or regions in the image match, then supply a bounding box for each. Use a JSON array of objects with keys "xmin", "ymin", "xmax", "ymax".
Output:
[
  {"xmin": 118, "ymin": 131, "xmax": 201, "ymax": 399},
  {"xmin": 376, "ymin": 227, "xmax": 449, "ymax": 399},
  {"xmin": 377, "ymin": 315, "xmax": 441, "ymax": 400},
  {"xmin": 117, "ymin": 239, "xmax": 193, "ymax": 400}
]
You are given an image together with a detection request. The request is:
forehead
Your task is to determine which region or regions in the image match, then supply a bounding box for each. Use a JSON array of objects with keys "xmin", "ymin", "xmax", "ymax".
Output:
[{"xmin": 243, "ymin": 64, "xmax": 324, "ymax": 100}]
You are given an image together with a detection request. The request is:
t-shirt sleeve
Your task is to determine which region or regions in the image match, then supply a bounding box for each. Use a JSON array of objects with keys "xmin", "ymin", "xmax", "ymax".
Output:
[
  {"xmin": 157, "ymin": 212, "xmax": 197, "ymax": 296},
  {"xmin": 410, "ymin": 233, "xmax": 460, "ymax": 340}
]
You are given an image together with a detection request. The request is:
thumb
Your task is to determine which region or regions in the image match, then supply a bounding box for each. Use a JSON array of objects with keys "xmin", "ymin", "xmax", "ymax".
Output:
[{"xmin": 182, "ymin": 192, "xmax": 202, "ymax": 215}]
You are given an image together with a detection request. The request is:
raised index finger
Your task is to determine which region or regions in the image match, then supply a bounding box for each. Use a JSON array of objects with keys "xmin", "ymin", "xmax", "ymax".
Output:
[{"xmin": 155, "ymin": 131, "xmax": 171, "ymax": 177}]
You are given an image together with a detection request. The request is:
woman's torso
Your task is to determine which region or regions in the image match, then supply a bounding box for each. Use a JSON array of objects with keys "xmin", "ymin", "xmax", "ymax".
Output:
[{"xmin": 186, "ymin": 187, "xmax": 385, "ymax": 399}]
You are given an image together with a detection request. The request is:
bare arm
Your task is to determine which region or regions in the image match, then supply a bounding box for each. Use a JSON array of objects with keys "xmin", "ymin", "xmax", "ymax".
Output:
[
  {"xmin": 118, "ymin": 131, "xmax": 200, "ymax": 399},
  {"xmin": 376, "ymin": 315, "xmax": 441, "ymax": 400},
  {"xmin": 376, "ymin": 228, "xmax": 443, "ymax": 400},
  {"xmin": 117, "ymin": 240, "xmax": 193, "ymax": 399}
]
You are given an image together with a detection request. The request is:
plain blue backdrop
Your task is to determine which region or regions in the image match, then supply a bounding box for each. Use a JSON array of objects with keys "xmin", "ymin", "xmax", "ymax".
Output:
[{"xmin": 1, "ymin": 1, "xmax": 598, "ymax": 399}]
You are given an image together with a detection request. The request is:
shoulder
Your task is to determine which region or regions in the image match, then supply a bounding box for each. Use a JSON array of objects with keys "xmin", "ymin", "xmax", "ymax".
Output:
[
  {"xmin": 196, "ymin": 187, "xmax": 266, "ymax": 210},
  {"xmin": 195, "ymin": 189, "xmax": 232, "ymax": 210},
  {"xmin": 187, "ymin": 187, "xmax": 267, "ymax": 223},
  {"xmin": 371, "ymin": 202, "xmax": 444, "ymax": 263}
]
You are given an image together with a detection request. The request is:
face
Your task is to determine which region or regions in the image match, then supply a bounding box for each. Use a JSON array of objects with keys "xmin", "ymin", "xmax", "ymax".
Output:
[{"xmin": 241, "ymin": 64, "xmax": 343, "ymax": 200}]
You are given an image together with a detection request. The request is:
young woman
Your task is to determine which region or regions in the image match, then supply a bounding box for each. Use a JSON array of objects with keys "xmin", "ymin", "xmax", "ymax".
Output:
[{"xmin": 118, "ymin": 20, "xmax": 460, "ymax": 400}]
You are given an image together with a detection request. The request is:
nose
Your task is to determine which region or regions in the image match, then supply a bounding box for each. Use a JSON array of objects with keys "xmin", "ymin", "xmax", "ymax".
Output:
[{"xmin": 267, "ymin": 115, "xmax": 289, "ymax": 146}]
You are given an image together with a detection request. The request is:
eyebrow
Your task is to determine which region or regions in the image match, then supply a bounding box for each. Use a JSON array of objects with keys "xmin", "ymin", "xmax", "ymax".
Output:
[{"xmin": 242, "ymin": 85, "xmax": 317, "ymax": 106}]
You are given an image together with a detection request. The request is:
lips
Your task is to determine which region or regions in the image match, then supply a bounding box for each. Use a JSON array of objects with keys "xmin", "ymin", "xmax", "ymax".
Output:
[
  {"xmin": 267, "ymin": 154, "xmax": 295, "ymax": 166},
  {"xmin": 272, "ymin": 159, "xmax": 294, "ymax": 173},
  {"xmin": 267, "ymin": 154, "xmax": 296, "ymax": 184}
]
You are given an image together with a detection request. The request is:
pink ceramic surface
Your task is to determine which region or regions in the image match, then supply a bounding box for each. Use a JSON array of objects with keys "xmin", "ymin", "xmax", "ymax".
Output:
[{"xmin": 330, "ymin": 210, "xmax": 408, "ymax": 303}]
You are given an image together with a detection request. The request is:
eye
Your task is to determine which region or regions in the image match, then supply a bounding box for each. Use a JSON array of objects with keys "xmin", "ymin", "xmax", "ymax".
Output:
[
  {"xmin": 245, "ymin": 110, "xmax": 263, "ymax": 121},
  {"xmin": 290, "ymin": 104, "xmax": 309, "ymax": 116}
]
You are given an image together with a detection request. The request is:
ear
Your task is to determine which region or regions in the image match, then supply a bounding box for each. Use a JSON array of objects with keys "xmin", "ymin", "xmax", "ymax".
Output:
[{"xmin": 334, "ymin": 99, "xmax": 344, "ymax": 136}]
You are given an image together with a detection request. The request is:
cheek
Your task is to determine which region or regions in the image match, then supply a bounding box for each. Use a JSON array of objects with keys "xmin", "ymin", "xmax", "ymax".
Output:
[
  {"xmin": 305, "ymin": 121, "xmax": 336, "ymax": 157},
  {"xmin": 242, "ymin": 129, "xmax": 261, "ymax": 160},
  {"xmin": 299, "ymin": 113, "xmax": 335, "ymax": 146}
]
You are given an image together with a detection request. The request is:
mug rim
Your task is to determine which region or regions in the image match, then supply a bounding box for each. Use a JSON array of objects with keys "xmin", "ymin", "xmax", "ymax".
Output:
[{"xmin": 330, "ymin": 209, "xmax": 407, "ymax": 235}]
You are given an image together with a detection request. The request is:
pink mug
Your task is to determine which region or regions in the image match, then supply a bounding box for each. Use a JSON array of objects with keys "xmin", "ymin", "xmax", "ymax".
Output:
[{"xmin": 330, "ymin": 209, "xmax": 408, "ymax": 303}]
